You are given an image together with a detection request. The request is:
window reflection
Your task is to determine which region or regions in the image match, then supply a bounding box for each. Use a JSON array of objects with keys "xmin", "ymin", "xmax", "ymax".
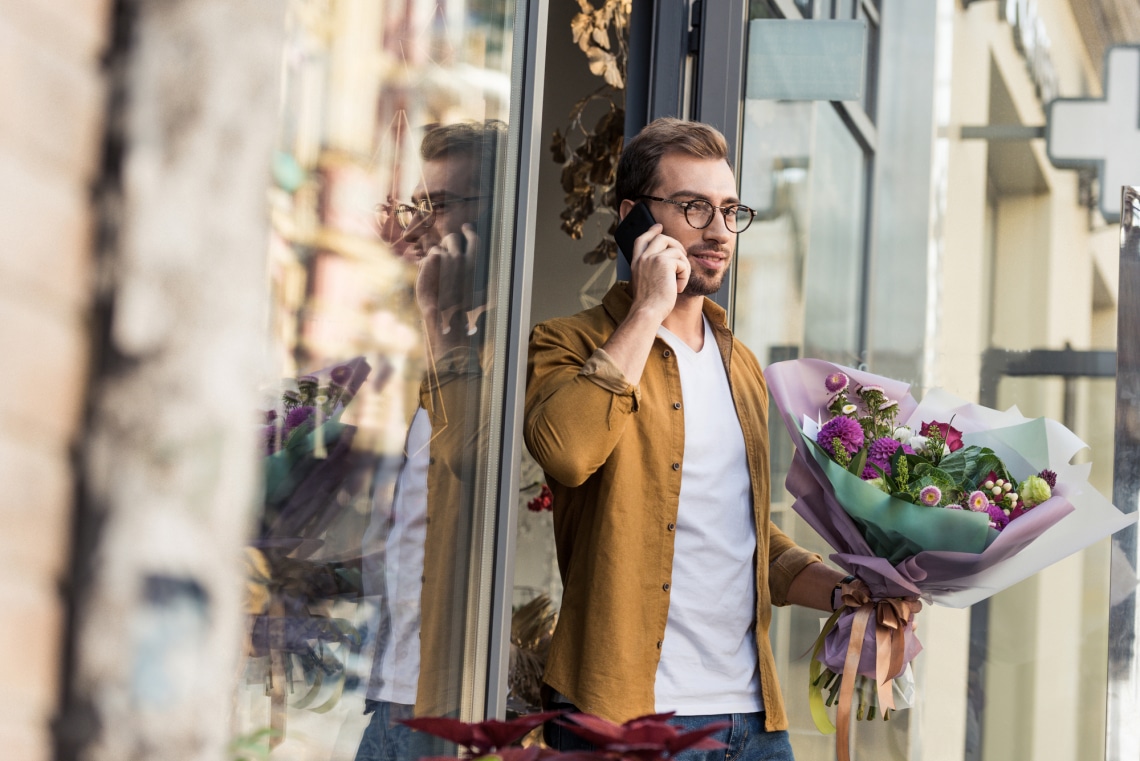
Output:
[{"xmin": 234, "ymin": 1, "xmax": 517, "ymax": 757}]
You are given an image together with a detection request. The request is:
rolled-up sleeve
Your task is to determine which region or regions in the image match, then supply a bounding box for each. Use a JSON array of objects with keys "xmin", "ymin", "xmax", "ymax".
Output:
[
  {"xmin": 767, "ymin": 522, "xmax": 822, "ymax": 607},
  {"xmin": 524, "ymin": 324, "xmax": 639, "ymax": 488}
]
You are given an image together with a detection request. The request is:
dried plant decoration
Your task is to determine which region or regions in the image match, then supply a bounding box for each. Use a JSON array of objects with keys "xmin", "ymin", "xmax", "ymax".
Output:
[{"xmin": 551, "ymin": 0, "xmax": 631, "ymax": 264}]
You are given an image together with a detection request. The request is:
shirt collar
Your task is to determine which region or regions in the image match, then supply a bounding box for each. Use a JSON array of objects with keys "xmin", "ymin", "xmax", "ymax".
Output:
[{"xmin": 602, "ymin": 281, "xmax": 731, "ymax": 333}]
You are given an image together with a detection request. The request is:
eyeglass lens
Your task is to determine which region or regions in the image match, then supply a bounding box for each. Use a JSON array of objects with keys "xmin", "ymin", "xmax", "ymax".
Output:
[
  {"xmin": 393, "ymin": 201, "xmax": 433, "ymax": 230},
  {"xmin": 683, "ymin": 200, "xmax": 753, "ymax": 233}
]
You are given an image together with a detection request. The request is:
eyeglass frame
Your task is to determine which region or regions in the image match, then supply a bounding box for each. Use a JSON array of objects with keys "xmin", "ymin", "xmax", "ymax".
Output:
[
  {"xmin": 374, "ymin": 195, "xmax": 487, "ymax": 231},
  {"xmin": 637, "ymin": 195, "xmax": 757, "ymax": 234}
]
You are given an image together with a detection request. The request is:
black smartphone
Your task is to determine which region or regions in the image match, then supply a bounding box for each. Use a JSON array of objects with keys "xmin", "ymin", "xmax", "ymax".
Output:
[{"xmin": 614, "ymin": 202, "xmax": 657, "ymax": 264}]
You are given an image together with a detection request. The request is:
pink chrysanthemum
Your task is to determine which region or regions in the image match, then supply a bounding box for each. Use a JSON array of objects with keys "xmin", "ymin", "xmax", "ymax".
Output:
[
  {"xmin": 825, "ymin": 372, "xmax": 850, "ymax": 394},
  {"xmin": 967, "ymin": 490, "xmax": 990, "ymax": 512},
  {"xmin": 919, "ymin": 485, "xmax": 942, "ymax": 506},
  {"xmin": 945, "ymin": 504, "xmax": 964, "ymax": 510},
  {"xmin": 819, "ymin": 416, "xmax": 864, "ymax": 457}
]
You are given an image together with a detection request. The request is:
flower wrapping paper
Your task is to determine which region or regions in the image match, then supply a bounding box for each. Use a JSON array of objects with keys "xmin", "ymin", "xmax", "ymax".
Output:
[{"xmin": 766, "ymin": 357, "xmax": 1136, "ymax": 678}]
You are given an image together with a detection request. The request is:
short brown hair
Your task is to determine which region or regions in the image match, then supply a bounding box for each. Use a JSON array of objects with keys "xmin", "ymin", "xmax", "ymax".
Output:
[
  {"xmin": 420, "ymin": 120, "xmax": 505, "ymax": 167},
  {"xmin": 615, "ymin": 118, "xmax": 728, "ymax": 206}
]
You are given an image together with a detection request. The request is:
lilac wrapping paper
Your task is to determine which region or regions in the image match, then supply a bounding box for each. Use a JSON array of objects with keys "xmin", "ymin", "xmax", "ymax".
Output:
[
  {"xmin": 821, "ymin": 613, "xmax": 922, "ymax": 679},
  {"xmin": 766, "ymin": 358, "xmax": 1136, "ymax": 677}
]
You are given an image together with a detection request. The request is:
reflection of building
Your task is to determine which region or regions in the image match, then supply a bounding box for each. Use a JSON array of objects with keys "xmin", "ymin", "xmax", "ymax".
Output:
[{"xmin": 8, "ymin": 0, "xmax": 1140, "ymax": 759}]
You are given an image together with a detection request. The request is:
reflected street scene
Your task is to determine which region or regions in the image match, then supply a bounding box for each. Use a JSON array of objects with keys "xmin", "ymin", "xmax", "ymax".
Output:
[{"xmin": 231, "ymin": 2, "xmax": 516, "ymax": 757}]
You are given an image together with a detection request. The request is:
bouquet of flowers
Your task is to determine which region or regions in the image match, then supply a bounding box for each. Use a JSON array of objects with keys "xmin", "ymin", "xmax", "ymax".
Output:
[
  {"xmin": 765, "ymin": 358, "xmax": 1135, "ymax": 761},
  {"xmin": 245, "ymin": 357, "xmax": 376, "ymax": 737}
]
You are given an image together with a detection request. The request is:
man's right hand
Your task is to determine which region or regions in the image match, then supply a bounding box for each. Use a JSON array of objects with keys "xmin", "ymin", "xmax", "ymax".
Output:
[
  {"xmin": 628, "ymin": 223, "xmax": 690, "ymax": 323},
  {"xmin": 590, "ymin": 223, "xmax": 690, "ymax": 387}
]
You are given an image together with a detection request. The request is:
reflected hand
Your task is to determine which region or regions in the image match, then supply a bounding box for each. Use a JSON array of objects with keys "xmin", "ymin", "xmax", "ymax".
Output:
[{"xmin": 416, "ymin": 223, "xmax": 482, "ymax": 346}]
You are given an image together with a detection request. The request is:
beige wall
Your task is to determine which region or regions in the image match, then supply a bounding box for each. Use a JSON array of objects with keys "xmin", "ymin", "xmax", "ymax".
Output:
[
  {"xmin": 923, "ymin": 2, "xmax": 1119, "ymax": 760},
  {"xmin": 0, "ymin": 1, "xmax": 108, "ymax": 759}
]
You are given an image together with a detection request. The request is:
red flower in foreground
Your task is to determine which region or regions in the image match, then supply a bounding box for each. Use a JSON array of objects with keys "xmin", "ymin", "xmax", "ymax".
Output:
[
  {"xmin": 556, "ymin": 712, "xmax": 729, "ymax": 761},
  {"xmin": 402, "ymin": 711, "xmax": 564, "ymax": 758},
  {"xmin": 403, "ymin": 710, "xmax": 727, "ymax": 761},
  {"xmin": 920, "ymin": 420, "xmax": 964, "ymax": 452}
]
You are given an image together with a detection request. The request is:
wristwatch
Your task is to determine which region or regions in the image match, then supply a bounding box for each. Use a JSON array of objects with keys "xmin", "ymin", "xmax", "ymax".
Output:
[{"xmin": 831, "ymin": 575, "xmax": 857, "ymax": 611}]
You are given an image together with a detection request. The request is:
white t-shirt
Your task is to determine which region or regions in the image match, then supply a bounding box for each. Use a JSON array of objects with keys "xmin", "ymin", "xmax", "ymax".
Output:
[
  {"xmin": 366, "ymin": 406, "xmax": 430, "ymax": 704},
  {"xmin": 653, "ymin": 317, "xmax": 763, "ymax": 716}
]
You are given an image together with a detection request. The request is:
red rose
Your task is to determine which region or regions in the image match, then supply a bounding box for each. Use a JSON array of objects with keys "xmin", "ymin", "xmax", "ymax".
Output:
[{"xmin": 920, "ymin": 420, "xmax": 964, "ymax": 452}]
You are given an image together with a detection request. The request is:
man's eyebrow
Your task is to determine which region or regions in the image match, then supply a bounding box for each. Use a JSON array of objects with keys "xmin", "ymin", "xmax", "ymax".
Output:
[
  {"xmin": 412, "ymin": 188, "xmax": 450, "ymax": 203},
  {"xmin": 668, "ymin": 189, "xmax": 742, "ymax": 205}
]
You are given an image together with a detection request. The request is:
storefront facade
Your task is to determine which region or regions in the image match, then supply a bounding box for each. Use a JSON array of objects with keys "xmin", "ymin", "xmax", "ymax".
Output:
[{"xmin": 8, "ymin": 1, "xmax": 1140, "ymax": 759}]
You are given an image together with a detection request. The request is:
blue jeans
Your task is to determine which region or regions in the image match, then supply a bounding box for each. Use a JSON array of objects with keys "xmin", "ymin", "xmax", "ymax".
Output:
[
  {"xmin": 545, "ymin": 711, "xmax": 794, "ymax": 761},
  {"xmin": 671, "ymin": 713, "xmax": 794, "ymax": 761},
  {"xmin": 355, "ymin": 701, "xmax": 442, "ymax": 761}
]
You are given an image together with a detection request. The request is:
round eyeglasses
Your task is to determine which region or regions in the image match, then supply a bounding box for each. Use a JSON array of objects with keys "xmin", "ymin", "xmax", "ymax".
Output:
[
  {"xmin": 375, "ymin": 196, "xmax": 486, "ymax": 231},
  {"xmin": 638, "ymin": 195, "xmax": 757, "ymax": 234}
]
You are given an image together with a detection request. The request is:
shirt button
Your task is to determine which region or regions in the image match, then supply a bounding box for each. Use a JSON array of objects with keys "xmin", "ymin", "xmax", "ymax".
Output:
[
  {"xmin": 672, "ymin": 462, "xmax": 680, "ymax": 471},
  {"xmin": 662, "ymin": 583, "xmax": 670, "ymax": 591},
  {"xmin": 663, "ymin": 349, "xmax": 672, "ymax": 358},
  {"xmin": 673, "ymin": 402, "xmax": 681, "ymax": 410},
  {"xmin": 656, "ymin": 640, "xmax": 663, "ymax": 649},
  {"xmin": 667, "ymin": 522, "xmax": 675, "ymax": 531}
]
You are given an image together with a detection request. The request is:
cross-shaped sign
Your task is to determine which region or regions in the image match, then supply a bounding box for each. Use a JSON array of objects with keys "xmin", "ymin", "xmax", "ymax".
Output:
[{"xmin": 1047, "ymin": 45, "xmax": 1140, "ymax": 223}]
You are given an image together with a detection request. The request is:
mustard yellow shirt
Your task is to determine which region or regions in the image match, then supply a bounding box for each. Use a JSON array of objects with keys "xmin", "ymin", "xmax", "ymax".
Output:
[{"xmin": 524, "ymin": 282, "xmax": 820, "ymax": 730}]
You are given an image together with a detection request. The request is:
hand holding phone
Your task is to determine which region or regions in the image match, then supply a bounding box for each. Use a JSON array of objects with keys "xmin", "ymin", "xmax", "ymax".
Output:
[{"xmin": 614, "ymin": 202, "xmax": 657, "ymax": 264}]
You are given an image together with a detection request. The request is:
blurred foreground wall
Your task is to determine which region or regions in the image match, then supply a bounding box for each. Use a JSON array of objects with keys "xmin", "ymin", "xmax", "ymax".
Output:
[
  {"xmin": 1, "ymin": 2, "xmax": 110, "ymax": 758},
  {"xmin": 3, "ymin": 1, "xmax": 281, "ymax": 759}
]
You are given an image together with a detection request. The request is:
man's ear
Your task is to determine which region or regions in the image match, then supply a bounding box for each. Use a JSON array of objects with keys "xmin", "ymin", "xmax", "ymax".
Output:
[{"xmin": 618, "ymin": 198, "xmax": 636, "ymax": 221}]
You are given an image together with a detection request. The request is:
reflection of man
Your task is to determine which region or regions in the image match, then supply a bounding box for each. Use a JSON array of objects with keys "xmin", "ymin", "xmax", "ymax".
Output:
[
  {"xmin": 525, "ymin": 118, "xmax": 863, "ymax": 760},
  {"xmin": 356, "ymin": 120, "xmax": 502, "ymax": 761}
]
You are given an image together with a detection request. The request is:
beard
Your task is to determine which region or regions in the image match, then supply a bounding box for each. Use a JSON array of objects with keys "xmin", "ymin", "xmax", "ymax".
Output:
[{"xmin": 682, "ymin": 244, "xmax": 731, "ymax": 296}]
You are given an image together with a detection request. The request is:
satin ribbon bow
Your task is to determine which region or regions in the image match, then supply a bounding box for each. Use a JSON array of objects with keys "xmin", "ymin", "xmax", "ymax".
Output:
[{"xmin": 811, "ymin": 582, "xmax": 919, "ymax": 761}]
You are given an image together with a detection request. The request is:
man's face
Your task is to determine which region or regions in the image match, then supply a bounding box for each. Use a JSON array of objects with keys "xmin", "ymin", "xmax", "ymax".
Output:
[
  {"xmin": 643, "ymin": 152, "xmax": 739, "ymax": 297},
  {"xmin": 400, "ymin": 154, "xmax": 480, "ymax": 259}
]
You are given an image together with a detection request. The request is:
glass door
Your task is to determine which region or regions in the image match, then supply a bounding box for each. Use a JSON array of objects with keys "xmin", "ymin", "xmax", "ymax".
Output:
[{"xmin": 230, "ymin": 0, "xmax": 543, "ymax": 756}]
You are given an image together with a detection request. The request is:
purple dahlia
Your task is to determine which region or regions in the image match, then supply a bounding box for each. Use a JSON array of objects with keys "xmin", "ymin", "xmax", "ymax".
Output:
[
  {"xmin": 284, "ymin": 405, "xmax": 316, "ymax": 431},
  {"xmin": 861, "ymin": 436, "xmax": 914, "ymax": 479},
  {"xmin": 819, "ymin": 416, "xmax": 864, "ymax": 458},
  {"xmin": 986, "ymin": 503, "xmax": 1010, "ymax": 530}
]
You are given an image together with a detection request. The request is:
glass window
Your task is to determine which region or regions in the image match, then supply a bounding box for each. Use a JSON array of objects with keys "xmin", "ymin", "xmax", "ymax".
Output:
[
  {"xmin": 736, "ymin": 101, "xmax": 889, "ymax": 753},
  {"xmin": 232, "ymin": 1, "xmax": 523, "ymax": 756},
  {"xmin": 728, "ymin": 3, "xmax": 1129, "ymax": 761},
  {"xmin": 735, "ymin": 9, "xmax": 882, "ymax": 748}
]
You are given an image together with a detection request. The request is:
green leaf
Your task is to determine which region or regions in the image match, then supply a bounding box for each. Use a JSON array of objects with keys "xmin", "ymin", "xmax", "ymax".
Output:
[
  {"xmin": 848, "ymin": 447, "xmax": 868, "ymax": 477},
  {"xmin": 969, "ymin": 451, "xmax": 1012, "ymax": 486},
  {"xmin": 936, "ymin": 447, "xmax": 971, "ymax": 482},
  {"xmin": 913, "ymin": 463, "xmax": 957, "ymax": 494}
]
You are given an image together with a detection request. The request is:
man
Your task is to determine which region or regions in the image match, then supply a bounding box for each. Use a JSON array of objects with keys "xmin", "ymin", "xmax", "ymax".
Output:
[
  {"xmin": 524, "ymin": 118, "xmax": 863, "ymax": 760},
  {"xmin": 357, "ymin": 120, "xmax": 502, "ymax": 761}
]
